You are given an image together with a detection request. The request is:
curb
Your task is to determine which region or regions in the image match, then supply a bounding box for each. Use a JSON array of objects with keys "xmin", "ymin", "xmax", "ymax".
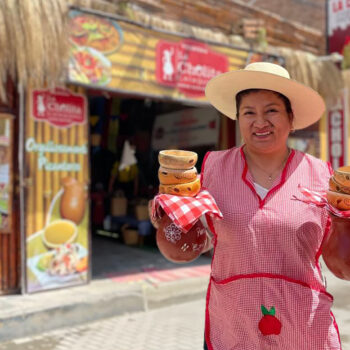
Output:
[{"xmin": 0, "ymin": 276, "xmax": 209, "ymax": 342}]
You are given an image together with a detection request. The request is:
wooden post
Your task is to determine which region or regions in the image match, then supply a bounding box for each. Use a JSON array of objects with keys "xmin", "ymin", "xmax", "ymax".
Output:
[{"xmin": 0, "ymin": 79, "xmax": 20, "ymax": 295}]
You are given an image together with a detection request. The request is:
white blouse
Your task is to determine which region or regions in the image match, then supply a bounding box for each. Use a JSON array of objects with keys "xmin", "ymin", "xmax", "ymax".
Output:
[{"xmin": 253, "ymin": 182, "xmax": 269, "ymax": 199}]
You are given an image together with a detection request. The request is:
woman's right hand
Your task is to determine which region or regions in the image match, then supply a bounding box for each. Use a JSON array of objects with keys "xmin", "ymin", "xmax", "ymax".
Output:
[{"xmin": 148, "ymin": 199, "xmax": 163, "ymax": 229}]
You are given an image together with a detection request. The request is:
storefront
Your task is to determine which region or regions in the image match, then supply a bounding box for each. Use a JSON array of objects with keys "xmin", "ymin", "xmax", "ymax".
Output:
[{"xmin": 0, "ymin": 3, "xmax": 347, "ymax": 295}]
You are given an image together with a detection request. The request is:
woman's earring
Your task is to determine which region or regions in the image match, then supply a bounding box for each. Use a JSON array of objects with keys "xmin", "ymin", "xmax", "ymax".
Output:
[{"xmin": 290, "ymin": 127, "xmax": 295, "ymax": 134}]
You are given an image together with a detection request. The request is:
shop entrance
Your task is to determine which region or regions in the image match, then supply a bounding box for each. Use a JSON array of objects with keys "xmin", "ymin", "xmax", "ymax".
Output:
[{"xmin": 86, "ymin": 91, "xmax": 219, "ymax": 279}]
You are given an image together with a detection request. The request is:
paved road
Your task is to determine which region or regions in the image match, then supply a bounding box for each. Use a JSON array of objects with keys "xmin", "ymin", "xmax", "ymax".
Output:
[
  {"xmin": 1, "ymin": 292, "xmax": 350, "ymax": 350},
  {"xmin": 0, "ymin": 300, "xmax": 206, "ymax": 350},
  {"xmin": 0, "ymin": 262, "xmax": 350, "ymax": 350}
]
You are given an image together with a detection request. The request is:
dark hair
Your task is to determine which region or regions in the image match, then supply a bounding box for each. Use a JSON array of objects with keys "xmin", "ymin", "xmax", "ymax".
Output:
[{"xmin": 235, "ymin": 89, "xmax": 293, "ymax": 122}]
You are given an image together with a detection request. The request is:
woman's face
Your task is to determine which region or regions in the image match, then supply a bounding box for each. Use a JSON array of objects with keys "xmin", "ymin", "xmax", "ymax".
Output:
[{"xmin": 238, "ymin": 90, "xmax": 293, "ymax": 154}]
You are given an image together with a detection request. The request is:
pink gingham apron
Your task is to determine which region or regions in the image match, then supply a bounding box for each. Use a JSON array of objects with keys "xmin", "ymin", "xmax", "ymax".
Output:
[{"xmin": 201, "ymin": 146, "xmax": 341, "ymax": 350}]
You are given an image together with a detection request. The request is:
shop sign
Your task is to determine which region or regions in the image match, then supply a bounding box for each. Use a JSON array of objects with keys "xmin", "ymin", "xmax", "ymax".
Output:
[
  {"xmin": 155, "ymin": 39, "xmax": 229, "ymax": 97},
  {"xmin": 152, "ymin": 107, "xmax": 219, "ymax": 150},
  {"xmin": 327, "ymin": 0, "xmax": 350, "ymax": 67},
  {"xmin": 32, "ymin": 88, "xmax": 86, "ymax": 128},
  {"xmin": 328, "ymin": 91, "xmax": 348, "ymax": 169},
  {"xmin": 25, "ymin": 87, "xmax": 89, "ymax": 293},
  {"xmin": 68, "ymin": 9, "xmax": 283, "ymax": 104}
]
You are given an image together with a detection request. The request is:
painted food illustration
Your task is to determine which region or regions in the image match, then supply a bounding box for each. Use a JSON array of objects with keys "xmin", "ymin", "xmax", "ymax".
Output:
[
  {"xmin": 36, "ymin": 243, "xmax": 87, "ymax": 276},
  {"xmin": 70, "ymin": 14, "xmax": 123, "ymax": 54},
  {"xmin": 43, "ymin": 219, "xmax": 77, "ymax": 249},
  {"xmin": 69, "ymin": 46, "xmax": 111, "ymax": 85},
  {"xmin": 60, "ymin": 177, "xmax": 86, "ymax": 225}
]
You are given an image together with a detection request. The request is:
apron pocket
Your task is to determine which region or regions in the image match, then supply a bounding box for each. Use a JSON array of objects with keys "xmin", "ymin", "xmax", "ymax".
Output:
[{"xmin": 207, "ymin": 274, "xmax": 340, "ymax": 350}]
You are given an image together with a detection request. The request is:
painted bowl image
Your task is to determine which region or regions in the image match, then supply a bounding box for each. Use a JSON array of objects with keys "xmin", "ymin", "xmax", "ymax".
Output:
[
  {"xmin": 334, "ymin": 166, "xmax": 350, "ymax": 188},
  {"xmin": 156, "ymin": 214, "xmax": 207, "ymax": 263},
  {"xmin": 326, "ymin": 190, "xmax": 350, "ymax": 211},
  {"xmin": 329, "ymin": 175, "xmax": 350, "ymax": 195},
  {"xmin": 158, "ymin": 150, "xmax": 198, "ymax": 170},
  {"xmin": 42, "ymin": 219, "xmax": 78, "ymax": 249},
  {"xmin": 69, "ymin": 11, "xmax": 124, "ymax": 55}
]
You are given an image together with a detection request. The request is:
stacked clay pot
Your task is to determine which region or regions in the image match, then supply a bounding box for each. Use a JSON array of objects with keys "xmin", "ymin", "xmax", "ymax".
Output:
[
  {"xmin": 326, "ymin": 166, "xmax": 350, "ymax": 210},
  {"xmin": 156, "ymin": 214, "xmax": 207, "ymax": 263},
  {"xmin": 323, "ymin": 166, "xmax": 350, "ymax": 280},
  {"xmin": 158, "ymin": 150, "xmax": 201, "ymax": 197}
]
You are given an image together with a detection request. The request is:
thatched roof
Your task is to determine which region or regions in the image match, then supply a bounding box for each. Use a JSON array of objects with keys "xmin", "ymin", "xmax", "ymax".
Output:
[
  {"xmin": 0, "ymin": 0, "xmax": 72, "ymax": 101},
  {"xmin": 277, "ymin": 48, "xmax": 344, "ymax": 103}
]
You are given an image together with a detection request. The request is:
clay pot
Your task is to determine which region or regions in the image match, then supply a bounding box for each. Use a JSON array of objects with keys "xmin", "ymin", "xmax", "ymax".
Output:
[
  {"xmin": 158, "ymin": 177, "xmax": 201, "ymax": 197},
  {"xmin": 158, "ymin": 166, "xmax": 198, "ymax": 185},
  {"xmin": 334, "ymin": 166, "xmax": 350, "ymax": 188},
  {"xmin": 326, "ymin": 190, "xmax": 350, "ymax": 210},
  {"xmin": 156, "ymin": 214, "xmax": 207, "ymax": 263},
  {"xmin": 329, "ymin": 176, "xmax": 350, "ymax": 195},
  {"xmin": 322, "ymin": 214, "xmax": 350, "ymax": 280},
  {"xmin": 158, "ymin": 150, "xmax": 198, "ymax": 170}
]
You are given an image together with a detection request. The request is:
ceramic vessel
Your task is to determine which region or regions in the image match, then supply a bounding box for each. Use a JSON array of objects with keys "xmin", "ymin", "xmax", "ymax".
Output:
[
  {"xmin": 334, "ymin": 166, "xmax": 350, "ymax": 188},
  {"xmin": 156, "ymin": 214, "xmax": 207, "ymax": 263},
  {"xmin": 158, "ymin": 150, "xmax": 198, "ymax": 170},
  {"xmin": 326, "ymin": 190, "xmax": 350, "ymax": 210}
]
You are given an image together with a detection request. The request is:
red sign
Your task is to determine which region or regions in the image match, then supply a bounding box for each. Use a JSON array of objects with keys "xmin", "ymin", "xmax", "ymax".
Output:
[
  {"xmin": 156, "ymin": 39, "xmax": 229, "ymax": 97},
  {"xmin": 328, "ymin": 92, "xmax": 347, "ymax": 169},
  {"xmin": 327, "ymin": 0, "xmax": 350, "ymax": 55},
  {"xmin": 32, "ymin": 88, "xmax": 86, "ymax": 128}
]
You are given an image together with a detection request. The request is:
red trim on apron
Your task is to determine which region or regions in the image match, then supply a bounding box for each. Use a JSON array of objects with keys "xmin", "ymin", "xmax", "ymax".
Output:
[
  {"xmin": 200, "ymin": 151, "xmax": 211, "ymax": 186},
  {"xmin": 240, "ymin": 146, "xmax": 296, "ymax": 209},
  {"xmin": 212, "ymin": 272, "xmax": 333, "ymax": 300},
  {"xmin": 331, "ymin": 310, "xmax": 342, "ymax": 349}
]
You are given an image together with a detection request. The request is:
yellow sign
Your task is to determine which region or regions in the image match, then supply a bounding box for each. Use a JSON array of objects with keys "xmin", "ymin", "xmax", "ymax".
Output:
[
  {"xmin": 25, "ymin": 87, "xmax": 89, "ymax": 293},
  {"xmin": 68, "ymin": 9, "xmax": 283, "ymax": 102}
]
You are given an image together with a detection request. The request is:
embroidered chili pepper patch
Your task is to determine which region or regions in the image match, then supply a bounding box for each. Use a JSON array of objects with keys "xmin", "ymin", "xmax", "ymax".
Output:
[{"xmin": 258, "ymin": 305, "xmax": 282, "ymax": 336}]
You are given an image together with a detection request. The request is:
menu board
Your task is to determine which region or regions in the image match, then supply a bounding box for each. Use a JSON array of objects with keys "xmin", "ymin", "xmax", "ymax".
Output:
[{"xmin": 25, "ymin": 87, "xmax": 89, "ymax": 293}]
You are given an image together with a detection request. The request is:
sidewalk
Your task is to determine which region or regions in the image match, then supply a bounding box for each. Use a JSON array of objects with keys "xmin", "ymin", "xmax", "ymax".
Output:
[
  {"xmin": 0, "ymin": 235, "xmax": 212, "ymax": 342},
  {"xmin": 0, "ymin": 235, "xmax": 349, "ymax": 345}
]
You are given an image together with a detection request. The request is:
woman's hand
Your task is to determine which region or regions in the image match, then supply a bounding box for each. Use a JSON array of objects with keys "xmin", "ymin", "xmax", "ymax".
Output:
[
  {"xmin": 322, "ymin": 214, "xmax": 350, "ymax": 280},
  {"xmin": 148, "ymin": 199, "xmax": 163, "ymax": 229}
]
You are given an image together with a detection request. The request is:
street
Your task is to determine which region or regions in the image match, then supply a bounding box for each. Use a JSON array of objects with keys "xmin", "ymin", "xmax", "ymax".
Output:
[
  {"xmin": 1, "ymin": 275, "xmax": 350, "ymax": 350},
  {"xmin": 0, "ymin": 299, "xmax": 206, "ymax": 350}
]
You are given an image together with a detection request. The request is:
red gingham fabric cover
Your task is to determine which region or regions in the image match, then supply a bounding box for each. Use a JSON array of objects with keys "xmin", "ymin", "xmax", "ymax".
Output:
[
  {"xmin": 152, "ymin": 190, "xmax": 223, "ymax": 233},
  {"xmin": 294, "ymin": 185, "xmax": 350, "ymax": 218},
  {"xmin": 202, "ymin": 146, "xmax": 342, "ymax": 350}
]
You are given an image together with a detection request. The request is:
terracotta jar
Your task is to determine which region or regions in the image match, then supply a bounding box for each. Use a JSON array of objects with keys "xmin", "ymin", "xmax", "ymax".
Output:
[
  {"xmin": 156, "ymin": 214, "xmax": 207, "ymax": 263},
  {"xmin": 322, "ymin": 214, "xmax": 350, "ymax": 280}
]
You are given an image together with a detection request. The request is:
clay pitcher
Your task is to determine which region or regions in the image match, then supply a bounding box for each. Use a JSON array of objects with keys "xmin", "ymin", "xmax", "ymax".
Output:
[
  {"xmin": 322, "ymin": 214, "xmax": 350, "ymax": 280},
  {"xmin": 156, "ymin": 214, "xmax": 207, "ymax": 263}
]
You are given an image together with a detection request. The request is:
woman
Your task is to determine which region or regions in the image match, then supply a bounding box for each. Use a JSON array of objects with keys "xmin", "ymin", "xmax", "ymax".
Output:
[
  {"xmin": 202, "ymin": 62, "xmax": 341, "ymax": 350},
  {"xmin": 152, "ymin": 62, "xmax": 342, "ymax": 349}
]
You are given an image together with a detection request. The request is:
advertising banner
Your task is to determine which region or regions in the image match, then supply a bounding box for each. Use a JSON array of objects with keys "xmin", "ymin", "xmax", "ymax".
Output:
[
  {"xmin": 68, "ymin": 9, "xmax": 283, "ymax": 103},
  {"xmin": 327, "ymin": 0, "xmax": 350, "ymax": 67},
  {"xmin": 152, "ymin": 107, "xmax": 219, "ymax": 150},
  {"xmin": 0, "ymin": 115, "xmax": 13, "ymax": 233},
  {"xmin": 327, "ymin": 89, "xmax": 348, "ymax": 169},
  {"xmin": 25, "ymin": 88, "xmax": 89, "ymax": 293}
]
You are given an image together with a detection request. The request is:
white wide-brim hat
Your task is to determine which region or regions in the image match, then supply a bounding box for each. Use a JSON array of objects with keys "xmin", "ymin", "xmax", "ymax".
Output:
[{"xmin": 205, "ymin": 62, "xmax": 326, "ymax": 130}]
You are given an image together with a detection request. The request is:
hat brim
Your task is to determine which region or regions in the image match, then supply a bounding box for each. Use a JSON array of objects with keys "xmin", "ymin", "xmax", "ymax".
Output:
[{"xmin": 205, "ymin": 70, "xmax": 326, "ymax": 130}]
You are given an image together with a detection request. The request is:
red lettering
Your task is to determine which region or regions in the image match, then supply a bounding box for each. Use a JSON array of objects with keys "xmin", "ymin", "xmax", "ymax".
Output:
[{"xmin": 333, "ymin": 0, "xmax": 344, "ymax": 12}]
